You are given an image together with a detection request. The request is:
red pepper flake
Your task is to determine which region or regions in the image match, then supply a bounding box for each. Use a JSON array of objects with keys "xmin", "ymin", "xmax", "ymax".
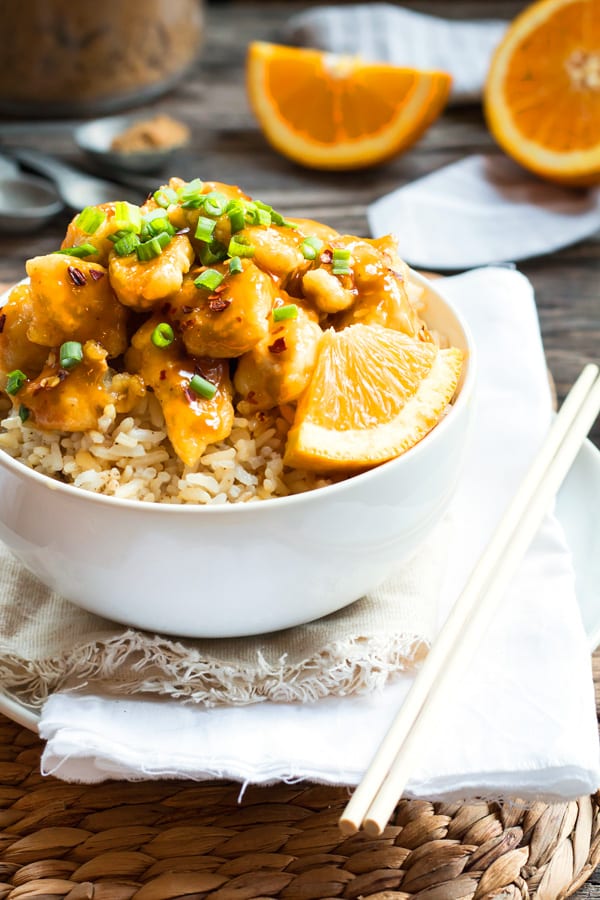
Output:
[
  {"xmin": 208, "ymin": 297, "xmax": 231, "ymax": 312},
  {"xmin": 175, "ymin": 227, "xmax": 190, "ymax": 236},
  {"xmin": 161, "ymin": 302, "xmax": 171, "ymax": 315},
  {"xmin": 268, "ymin": 337, "xmax": 287, "ymax": 354},
  {"xmin": 67, "ymin": 266, "xmax": 87, "ymax": 287},
  {"xmin": 320, "ymin": 250, "xmax": 333, "ymax": 265},
  {"xmin": 146, "ymin": 384, "xmax": 154, "ymax": 393},
  {"xmin": 181, "ymin": 305, "xmax": 193, "ymax": 315},
  {"xmin": 0, "ymin": 313, "xmax": 6, "ymax": 334},
  {"xmin": 57, "ymin": 369, "xmax": 69, "ymax": 382},
  {"xmin": 183, "ymin": 386, "xmax": 195, "ymax": 404},
  {"xmin": 89, "ymin": 269, "xmax": 105, "ymax": 282},
  {"xmin": 159, "ymin": 370, "xmax": 167, "ymax": 381}
]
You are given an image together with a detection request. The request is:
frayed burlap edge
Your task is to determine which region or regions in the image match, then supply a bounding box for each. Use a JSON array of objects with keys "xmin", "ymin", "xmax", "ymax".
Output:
[{"xmin": 0, "ymin": 628, "xmax": 427, "ymax": 710}]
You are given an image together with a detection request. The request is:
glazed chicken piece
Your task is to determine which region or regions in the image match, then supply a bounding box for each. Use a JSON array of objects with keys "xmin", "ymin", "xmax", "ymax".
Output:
[
  {"xmin": 286, "ymin": 217, "xmax": 340, "ymax": 243},
  {"xmin": 17, "ymin": 341, "xmax": 112, "ymax": 432},
  {"xmin": 61, "ymin": 202, "xmax": 123, "ymax": 266},
  {"xmin": 237, "ymin": 225, "xmax": 306, "ymax": 278},
  {"xmin": 109, "ymin": 234, "xmax": 195, "ymax": 312},
  {"xmin": 235, "ymin": 301, "xmax": 322, "ymax": 410},
  {"xmin": 25, "ymin": 255, "xmax": 128, "ymax": 357},
  {"xmin": 161, "ymin": 179, "xmax": 251, "ymax": 238},
  {"xmin": 126, "ymin": 318, "xmax": 234, "ymax": 467},
  {"xmin": 169, "ymin": 259, "xmax": 277, "ymax": 358},
  {"xmin": 0, "ymin": 284, "xmax": 49, "ymax": 381}
]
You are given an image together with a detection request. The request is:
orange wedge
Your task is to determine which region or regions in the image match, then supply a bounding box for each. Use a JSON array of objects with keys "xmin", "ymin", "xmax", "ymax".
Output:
[
  {"xmin": 284, "ymin": 325, "xmax": 463, "ymax": 472},
  {"xmin": 247, "ymin": 42, "xmax": 452, "ymax": 170},
  {"xmin": 485, "ymin": 0, "xmax": 600, "ymax": 186}
]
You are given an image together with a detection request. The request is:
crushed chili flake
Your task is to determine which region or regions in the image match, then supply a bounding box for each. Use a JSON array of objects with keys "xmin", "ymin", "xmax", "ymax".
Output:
[
  {"xmin": 183, "ymin": 386, "xmax": 195, "ymax": 404},
  {"xmin": 161, "ymin": 302, "xmax": 171, "ymax": 315},
  {"xmin": 67, "ymin": 266, "xmax": 87, "ymax": 287},
  {"xmin": 181, "ymin": 305, "xmax": 193, "ymax": 315},
  {"xmin": 268, "ymin": 337, "xmax": 287, "ymax": 354},
  {"xmin": 320, "ymin": 250, "xmax": 333, "ymax": 265},
  {"xmin": 159, "ymin": 370, "xmax": 167, "ymax": 381},
  {"xmin": 208, "ymin": 297, "xmax": 231, "ymax": 312},
  {"xmin": 89, "ymin": 269, "xmax": 105, "ymax": 282},
  {"xmin": 146, "ymin": 385, "xmax": 154, "ymax": 393},
  {"xmin": 175, "ymin": 227, "xmax": 190, "ymax": 236},
  {"xmin": 0, "ymin": 313, "xmax": 6, "ymax": 334},
  {"xmin": 57, "ymin": 369, "xmax": 69, "ymax": 382}
]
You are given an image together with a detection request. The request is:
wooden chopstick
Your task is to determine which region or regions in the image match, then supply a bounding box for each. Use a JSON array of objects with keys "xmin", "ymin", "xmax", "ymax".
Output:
[{"xmin": 339, "ymin": 363, "xmax": 600, "ymax": 837}]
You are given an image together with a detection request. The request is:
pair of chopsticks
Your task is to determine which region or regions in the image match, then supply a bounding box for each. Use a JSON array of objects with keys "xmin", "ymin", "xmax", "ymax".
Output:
[{"xmin": 340, "ymin": 363, "xmax": 600, "ymax": 837}]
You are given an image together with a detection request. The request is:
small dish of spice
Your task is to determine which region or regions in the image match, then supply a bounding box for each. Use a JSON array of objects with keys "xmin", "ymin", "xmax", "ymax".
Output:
[{"xmin": 75, "ymin": 114, "xmax": 191, "ymax": 175}]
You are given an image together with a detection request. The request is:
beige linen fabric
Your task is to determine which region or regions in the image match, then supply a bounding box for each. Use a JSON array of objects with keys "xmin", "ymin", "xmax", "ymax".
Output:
[{"xmin": 0, "ymin": 525, "xmax": 447, "ymax": 710}]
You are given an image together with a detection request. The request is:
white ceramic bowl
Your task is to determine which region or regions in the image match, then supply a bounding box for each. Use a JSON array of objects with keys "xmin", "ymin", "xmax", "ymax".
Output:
[{"xmin": 0, "ymin": 273, "xmax": 475, "ymax": 637}]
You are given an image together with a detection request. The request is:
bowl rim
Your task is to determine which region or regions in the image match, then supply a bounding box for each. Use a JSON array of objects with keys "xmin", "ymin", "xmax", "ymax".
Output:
[{"xmin": 0, "ymin": 270, "xmax": 476, "ymax": 516}]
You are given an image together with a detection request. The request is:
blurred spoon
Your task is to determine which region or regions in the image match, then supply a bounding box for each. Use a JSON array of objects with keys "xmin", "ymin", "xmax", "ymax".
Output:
[
  {"xmin": 8, "ymin": 147, "xmax": 143, "ymax": 211},
  {"xmin": 0, "ymin": 153, "xmax": 63, "ymax": 233}
]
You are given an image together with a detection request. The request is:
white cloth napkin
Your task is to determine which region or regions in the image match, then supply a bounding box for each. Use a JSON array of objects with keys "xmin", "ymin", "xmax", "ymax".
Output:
[
  {"xmin": 281, "ymin": 3, "xmax": 507, "ymax": 103},
  {"xmin": 39, "ymin": 268, "xmax": 600, "ymax": 800},
  {"xmin": 368, "ymin": 155, "xmax": 600, "ymax": 270}
]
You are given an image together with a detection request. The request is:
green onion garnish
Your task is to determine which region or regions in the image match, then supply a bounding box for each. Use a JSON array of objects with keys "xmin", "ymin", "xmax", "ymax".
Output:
[
  {"xmin": 59, "ymin": 341, "xmax": 83, "ymax": 369},
  {"xmin": 229, "ymin": 256, "xmax": 243, "ymax": 274},
  {"xmin": 151, "ymin": 322, "xmax": 175, "ymax": 349},
  {"xmin": 153, "ymin": 231, "xmax": 173, "ymax": 251},
  {"xmin": 195, "ymin": 216, "xmax": 217, "ymax": 243},
  {"xmin": 108, "ymin": 229, "xmax": 133, "ymax": 244},
  {"xmin": 227, "ymin": 201, "xmax": 246, "ymax": 234},
  {"xmin": 228, "ymin": 235, "xmax": 255, "ymax": 258},
  {"xmin": 54, "ymin": 243, "xmax": 97, "ymax": 258},
  {"xmin": 255, "ymin": 207, "xmax": 271, "ymax": 227},
  {"xmin": 149, "ymin": 217, "xmax": 176, "ymax": 237},
  {"xmin": 194, "ymin": 269, "xmax": 224, "ymax": 291},
  {"xmin": 332, "ymin": 247, "xmax": 353, "ymax": 275},
  {"xmin": 273, "ymin": 304, "xmax": 298, "ymax": 322},
  {"xmin": 199, "ymin": 240, "xmax": 228, "ymax": 266},
  {"xmin": 301, "ymin": 236, "xmax": 324, "ymax": 260},
  {"xmin": 202, "ymin": 192, "xmax": 227, "ymax": 217},
  {"xmin": 113, "ymin": 232, "xmax": 141, "ymax": 257},
  {"xmin": 74, "ymin": 206, "xmax": 106, "ymax": 235},
  {"xmin": 18, "ymin": 404, "xmax": 29, "ymax": 423},
  {"xmin": 178, "ymin": 178, "xmax": 205, "ymax": 208},
  {"xmin": 114, "ymin": 201, "xmax": 142, "ymax": 233},
  {"xmin": 136, "ymin": 237, "xmax": 164, "ymax": 261},
  {"xmin": 189, "ymin": 373, "xmax": 217, "ymax": 400},
  {"xmin": 153, "ymin": 187, "xmax": 178, "ymax": 208},
  {"xmin": 6, "ymin": 369, "xmax": 27, "ymax": 395}
]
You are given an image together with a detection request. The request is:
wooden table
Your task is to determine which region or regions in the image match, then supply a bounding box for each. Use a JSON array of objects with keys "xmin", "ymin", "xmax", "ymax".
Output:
[{"xmin": 0, "ymin": 2, "xmax": 598, "ymax": 895}]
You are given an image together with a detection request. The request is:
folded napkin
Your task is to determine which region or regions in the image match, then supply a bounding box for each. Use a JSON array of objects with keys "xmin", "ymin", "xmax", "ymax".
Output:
[
  {"xmin": 281, "ymin": 3, "xmax": 507, "ymax": 103},
  {"xmin": 368, "ymin": 155, "xmax": 600, "ymax": 270},
  {"xmin": 39, "ymin": 268, "xmax": 600, "ymax": 799}
]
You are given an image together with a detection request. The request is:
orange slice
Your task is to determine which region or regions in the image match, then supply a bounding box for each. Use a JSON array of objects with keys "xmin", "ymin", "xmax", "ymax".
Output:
[
  {"xmin": 284, "ymin": 325, "xmax": 463, "ymax": 472},
  {"xmin": 485, "ymin": 0, "xmax": 600, "ymax": 186},
  {"xmin": 247, "ymin": 42, "xmax": 452, "ymax": 170}
]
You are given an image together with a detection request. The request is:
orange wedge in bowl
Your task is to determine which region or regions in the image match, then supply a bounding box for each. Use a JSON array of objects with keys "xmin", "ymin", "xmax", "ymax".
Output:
[
  {"xmin": 247, "ymin": 42, "xmax": 452, "ymax": 170},
  {"xmin": 284, "ymin": 324, "xmax": 463, "ymax": 472},
  {"xmin": 485, "ymin": 0, "xmax": 600, "ymax": 186}
]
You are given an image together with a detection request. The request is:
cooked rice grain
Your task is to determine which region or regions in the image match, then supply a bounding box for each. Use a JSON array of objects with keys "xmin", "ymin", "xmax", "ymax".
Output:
[{"xmin": 0, "ymin": 395, "xmax": 334, "ymax": 504}]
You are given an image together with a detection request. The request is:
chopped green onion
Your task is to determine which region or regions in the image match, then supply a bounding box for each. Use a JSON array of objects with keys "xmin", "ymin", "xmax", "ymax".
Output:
[
  {"xmin": 148, "ymin": 217, "xmax": 176, "ymax": 237},
  {"xmin": 114, "ymin": 201, "xmax": 142, "ymax": 233},
  {"xmin": 113, "ymin": 232, "xmax": 141, "ymax": 256},
  {"xmin": 194, "ymin": 268, "xmax": 224, "ymax": 291},
  {"xmin": 151, "ymin": 322, "xmax": 175, "ymax": 348},
  {"xmin": 227, "ymin": 205, "xmax": 246, "ymax": 233},
  {"xmin": 136, "ymin": 237, "xmax": 164, "ymax": 261},
  {"xmin": 228, "ymin": 235, "xmax": 255, "ymax": 258},
  {"xmin": 6, "ymin": 369, "xmax": 27, "ymax": 395},
  {"xmin": 74, "ymin": 206, "xmax": 106, "ymax": 234},
  {"xmin": 54, "ymin": 243, "xmax": 97, "ymax": 258},
  {"xmin": 18, "ymin": 404, "xmax": 29, "ymax": 423},
  {"xmin": 255, "ymin": 207, "xmax": 271, "ymax": 227},
  {"xmin": 153, "ymin": 231, "xmax": 172, "ymax": 251},
  {"xmin": 332, "ymin": 247, "xmax": 353, "ymax": 275},
  {"xmin": 199, "ymin": 240, "xmax": 228, "ymax": 266},
  {"xmin": 178, "ymin": 178, "xmax": 205, "ymax": 208},
  {"xmin": 202, "ymin": 192, "xmax": 227, "ymax": 217},
  {"xmin": 189, "ymin": 373, "xmax": 217, "ymax": 400},
  {"xmin": 108, "ymin": 229, "xmax": 133, "ymax": 243},
  {"xmin": 59, "ymin": 341, "xmax": 83, "ymax": 369},
  {"xmin": 153, "ymin": 187, "xmax": 178, "ymax": 208},
  {"xmin": 228, "ymin": 256, "xmax": 243, "ymax": 275},
  {"xmin": 195, "ymin": 216, "xmax": 217, "ymax": 243},
  {"xmin": 301, "ymin": 236, "xmax": 324, "ymax": 260},
  {"xmin": 273, "ymin": 304, "xmax": 298, "ymax": 322}
]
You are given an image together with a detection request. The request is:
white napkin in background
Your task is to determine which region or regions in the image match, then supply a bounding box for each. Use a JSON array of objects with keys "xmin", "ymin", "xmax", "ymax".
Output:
[
  {"xmin": 40, "ymin": 268, "xmax": 600, "ymax": 799},
  {"xmin": 281, "ymin": 3, "xmax": 507, "ymax": 103},
  {"xmin": 368, "ymin": 155, "xmax": 600, "ymax": 270}
]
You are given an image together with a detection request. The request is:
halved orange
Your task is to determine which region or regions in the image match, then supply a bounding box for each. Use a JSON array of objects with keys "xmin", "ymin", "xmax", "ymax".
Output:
[
  {"xmin": 485, "ymin": 0, "xmax": 600, "ymax": 186},
  {"xmin": 247, "ymin": 42, "xmax": 452, "ymax": 170},
  {"xmin": 283, "ymin": 325, "xmax": 463, "ymax": 472}
]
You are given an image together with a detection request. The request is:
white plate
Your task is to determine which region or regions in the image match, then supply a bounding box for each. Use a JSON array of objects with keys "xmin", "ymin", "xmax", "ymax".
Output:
[{"xmin": 2, "ymin": 438, "xmax": 599, "ymax": 734}]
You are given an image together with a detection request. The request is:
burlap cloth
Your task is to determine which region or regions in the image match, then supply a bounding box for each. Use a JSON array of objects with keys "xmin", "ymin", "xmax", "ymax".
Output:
[{"xmin": 0, "ymin": 523, "xmax": 447, "ymax": 710}]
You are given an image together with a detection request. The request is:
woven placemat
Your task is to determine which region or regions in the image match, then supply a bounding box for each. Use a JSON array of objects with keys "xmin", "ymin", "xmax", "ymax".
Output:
[{"xmin": 0, "ymin": 716, "xmax": 597, "ymax": 900}]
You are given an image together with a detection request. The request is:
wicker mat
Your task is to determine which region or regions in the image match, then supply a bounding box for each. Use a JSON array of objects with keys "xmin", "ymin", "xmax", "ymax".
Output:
[{"xmin": 0, "ymin": 716, "xmax": 597, "ymax": 900}]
